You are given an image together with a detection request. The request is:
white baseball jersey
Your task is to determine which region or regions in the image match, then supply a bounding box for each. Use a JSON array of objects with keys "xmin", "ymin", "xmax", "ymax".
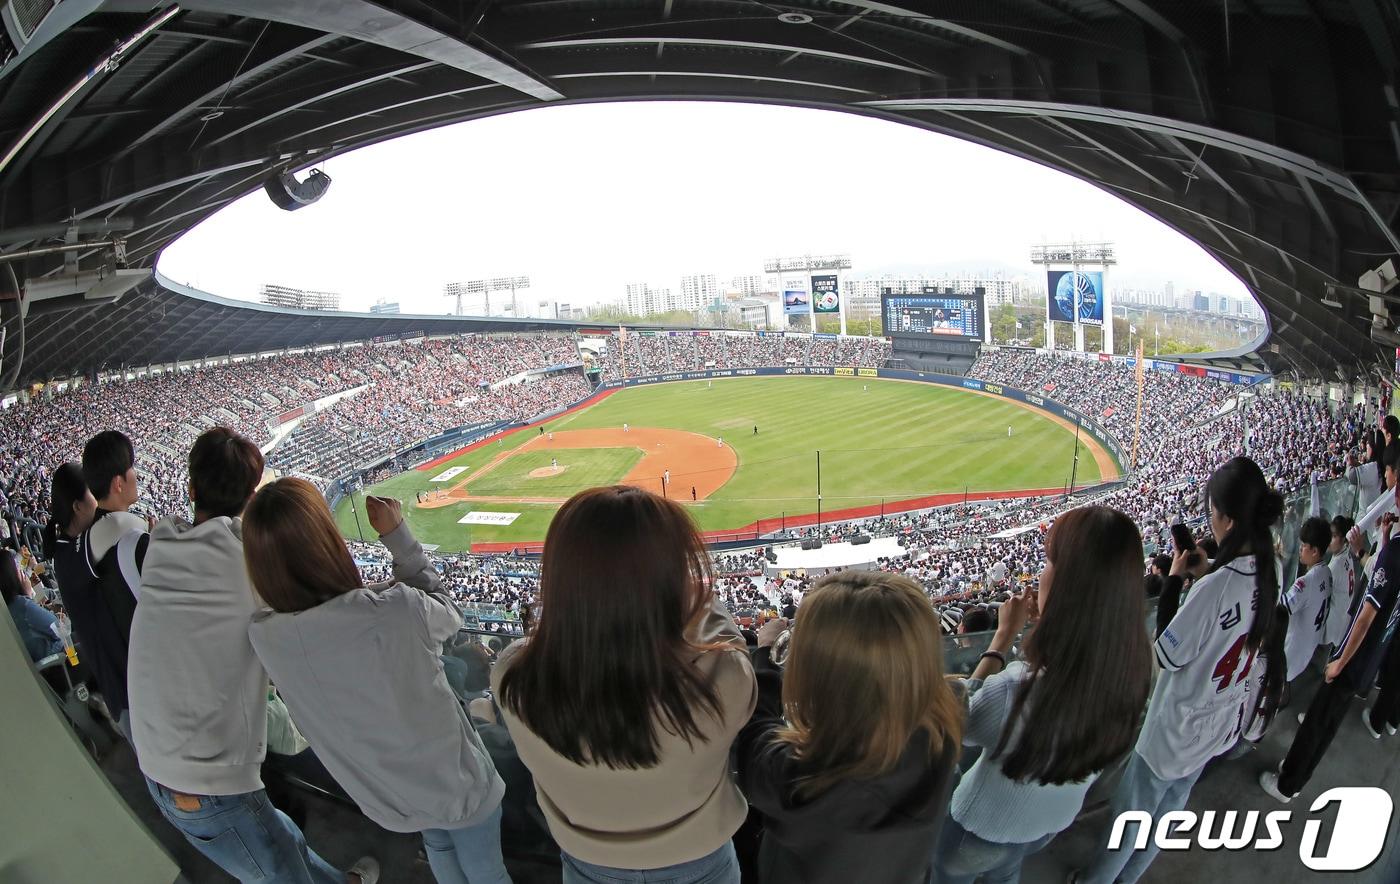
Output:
[
  {"xmin": 1281, "ymin": 562, "xmax": 1331, "ymax": 681},
  {"xmin": 1137, "ymin": 555, "xmax": 1261, "ymax": 781},
  {"xmin": 1325, "ymin": 550, "xmax": 1357, "ymax": 648}
]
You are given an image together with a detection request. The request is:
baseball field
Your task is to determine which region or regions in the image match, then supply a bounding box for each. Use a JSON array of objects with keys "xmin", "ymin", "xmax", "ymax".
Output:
[{"xmin": 332, "ymin": 375, "xmax": 1116, "ymax": 551}]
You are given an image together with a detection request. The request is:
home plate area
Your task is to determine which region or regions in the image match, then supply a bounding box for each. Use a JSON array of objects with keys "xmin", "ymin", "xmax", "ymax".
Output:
[{"xmin": 418, "ymin": 426, "xmax": 738, "ymax": 507}]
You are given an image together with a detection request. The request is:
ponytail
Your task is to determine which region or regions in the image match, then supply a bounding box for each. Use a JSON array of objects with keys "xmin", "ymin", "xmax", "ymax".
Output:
[
  {"xmin": 46, "ymin": 462, "xmax": 88, "ymax": 560},
  {"xmin": 1204, "ymin": 456, "xmax": 1283, "ymax": 652},
  {"xmin": 1248, "ymin": 603, "xmax": 1290, "ymax": 735},
  {"xmin": 41, "ymin": 518, "xmax": 58, "ymax": 561}
]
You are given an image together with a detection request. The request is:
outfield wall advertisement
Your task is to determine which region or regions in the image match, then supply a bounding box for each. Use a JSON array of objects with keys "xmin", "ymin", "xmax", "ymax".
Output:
[{"xmin": 599, "ymin": 366, "xmax": 1127, "ymax": 470}]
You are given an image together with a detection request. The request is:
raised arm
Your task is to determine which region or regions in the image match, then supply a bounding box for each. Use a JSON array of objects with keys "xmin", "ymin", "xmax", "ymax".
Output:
[{"xmin": 367, "ymin": 495, "xmax": 459, "ymax": 644}]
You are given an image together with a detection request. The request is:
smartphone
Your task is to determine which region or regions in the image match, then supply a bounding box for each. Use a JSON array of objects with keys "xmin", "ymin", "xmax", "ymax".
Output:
[{"xmin": 1170, "ymin": 523, "xmax": 1196, "ymax": 554}]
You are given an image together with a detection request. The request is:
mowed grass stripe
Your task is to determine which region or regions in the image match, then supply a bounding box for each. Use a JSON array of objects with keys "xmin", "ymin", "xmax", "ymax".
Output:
[{"xmin": 335, "ymin": 376, "xmax": 1111, "ymax": 548}]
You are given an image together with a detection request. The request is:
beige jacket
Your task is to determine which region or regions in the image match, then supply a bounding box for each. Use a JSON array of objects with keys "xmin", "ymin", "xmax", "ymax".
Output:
[{"xmin": 491, "ymin": 595, "xmax": 756, "ymax": 869}]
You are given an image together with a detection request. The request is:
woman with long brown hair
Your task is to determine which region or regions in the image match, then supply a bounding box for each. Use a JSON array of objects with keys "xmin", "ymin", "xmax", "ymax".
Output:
[
  {"xmin": 935, "ymin": 506, "xmax": 1152, "ymax": 884},
  {"xmin": 734, "ymin": 571, "xmax": 963, "ymax": 884},
  {"xmin": 243, "ymin": 478, "xmax": 509, "ymax": 884},
  {"xmin": 492, "ymin": 485, "xmax": 756, "ymax": 884}
]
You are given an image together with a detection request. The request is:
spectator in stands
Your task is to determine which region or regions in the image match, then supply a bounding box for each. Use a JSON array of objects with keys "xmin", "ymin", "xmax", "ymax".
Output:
[
  {"xmin": 1347, "ymin": 431, "xmax": 1385, "ymax": 507},
  {"xmin": 129, "ymin": 430, "xmax": 374, "ymax": 884},
  {"xmin": 51, "ymin": 433, "xmax": 149, "ymax": 740},
  {"xmin": 493, "ymin": 486, "xmax": 756, "ymax": 884},
  {"xmin": 1326, "ymin": 516, "xmax": 1360, "ymax": 651},
  {"xmin": 1143, "ymin": 554, "xmax": 1172, "ymax": 598},
  {"xmin": 937, "ymin": 507, "xmax": 1151, "ymax": 884},
  {"xmin": 1265, "ymin": 443, "xmax": 1400, "ymax": 799},
  {"xmin": 1082, "ymin": 457, "xmax": 1284, "ymax": 884},
  {"xmin": 1280, "ymin": 518, "xmax": 1333, "ymax": 689},
  {"xmin": 735, "ymin": 572, "xmax": 961, "ymax": 884},
  {"xmin": 3, "ymin": 547, "xmax": 63, "ymax": 662},
  {"xmin": 245, "ymin": 480, "xmax": 506, "ymax": 884},
  {"xmin": 959, "ymin": 605, "xmax": 993, "ymax": 634}
]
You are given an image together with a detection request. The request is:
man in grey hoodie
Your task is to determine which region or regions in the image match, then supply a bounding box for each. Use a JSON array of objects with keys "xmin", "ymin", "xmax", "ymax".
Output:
[{"xmin": 128, "ymin": 428, "xmax": 378, "ymax": 884}]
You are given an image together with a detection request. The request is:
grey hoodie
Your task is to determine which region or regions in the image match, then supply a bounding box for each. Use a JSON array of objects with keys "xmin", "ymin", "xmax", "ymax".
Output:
[
  {"xmin": 129, "ymin": 516, "xmax": 268, "ymax": 796},
  {"xmin": 248, "ymin": 522, "xmax": 504, "ymax": 833}
]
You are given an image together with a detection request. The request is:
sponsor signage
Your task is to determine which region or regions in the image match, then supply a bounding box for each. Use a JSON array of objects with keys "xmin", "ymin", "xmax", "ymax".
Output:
[
  {"xmin": 812, "ymin": 274, "xmax": 841, "ymax": 314},
  {"xmin": 431, "ymin": 466, "xmax": 467, "ymax": 482},
  {"xmin": 458, "ymin": 511, "xmax": 521, "ymax": 526}
]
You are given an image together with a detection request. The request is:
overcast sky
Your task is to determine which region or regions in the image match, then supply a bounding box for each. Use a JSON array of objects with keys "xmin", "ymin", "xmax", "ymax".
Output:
[{"xmin": 157, "ymin": 102, "xmax": 1252, "ymax": 314}]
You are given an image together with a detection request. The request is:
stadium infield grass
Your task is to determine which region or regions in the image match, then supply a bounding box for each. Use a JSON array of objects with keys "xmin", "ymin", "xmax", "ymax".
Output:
[{"xmin": 334, "ymin": 376, "xmax": 1103, "ymax": 550}]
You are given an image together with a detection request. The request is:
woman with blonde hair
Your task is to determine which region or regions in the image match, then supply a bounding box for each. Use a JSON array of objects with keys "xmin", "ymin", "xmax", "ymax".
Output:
[
  {"xmin": 243, "ymin": 479, "xmax": 509, "ymax": 884},
  {"xmin": 493, "ymin": 485, "xmax": 756, "ymax": 884},
  {"xmin": 735, "ymin": 571, "xmax": 962, "ymax": 884}
]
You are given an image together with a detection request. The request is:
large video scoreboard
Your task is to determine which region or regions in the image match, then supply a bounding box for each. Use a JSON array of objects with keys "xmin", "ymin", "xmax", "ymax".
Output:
[{"xmin": 882, "ymin": 290, "xmax": 985, "ymax": 341}]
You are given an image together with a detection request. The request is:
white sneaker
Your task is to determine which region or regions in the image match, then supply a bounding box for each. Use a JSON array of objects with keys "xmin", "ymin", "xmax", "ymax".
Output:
[
  {"xmin": 1362, "ymin": 706, "xmax": 1384, "ymax": 740},
  {"xmin": 348, "ymin": 856, "xmax": 380, "ymax": 884},
  {"xmin": 1259, "ymin": 770, "xmax": 1295, "ymax": 804},
  {"xmin": 1297, "ymin": 711, "xmax": 1307, "ymax": 725},
  {"xmin": 1389, "ymin": 722, "xmax": 1398, "ymax": 737}
]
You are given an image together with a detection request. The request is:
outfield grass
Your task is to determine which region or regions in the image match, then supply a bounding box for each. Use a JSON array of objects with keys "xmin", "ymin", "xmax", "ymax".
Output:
[{"xmin": 334, "ymin": 376, "xmax": 1105, "ymax": 549}]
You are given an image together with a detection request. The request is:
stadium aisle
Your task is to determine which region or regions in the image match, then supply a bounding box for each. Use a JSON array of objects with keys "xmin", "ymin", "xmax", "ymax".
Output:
[{"xmin": 99, "ymin": 657, "xmax": 1396, "ymax": 883}]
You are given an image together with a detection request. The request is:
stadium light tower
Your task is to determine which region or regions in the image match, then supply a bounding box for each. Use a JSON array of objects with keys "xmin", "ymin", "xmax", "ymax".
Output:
[
  {"xmin": 1030, "ymin": 243, "xmax": 1116, "ymax": 354},
  {"xmin": 443, "ymin": 276, "xmax": 531, "ymax": 317}
]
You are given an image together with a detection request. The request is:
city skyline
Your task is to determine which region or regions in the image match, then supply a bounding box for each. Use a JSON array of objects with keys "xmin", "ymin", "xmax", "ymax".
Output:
[{"xmin": 158, "ymin": 102, "xmax": 1256, "ymax": 316}]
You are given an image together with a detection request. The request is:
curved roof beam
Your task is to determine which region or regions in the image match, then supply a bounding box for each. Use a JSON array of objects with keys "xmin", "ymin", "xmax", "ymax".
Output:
[
  {"xmin": 552, "ymin": 71, "xmax": 876, "ymax": 95},
  {"xmin": 829, "ymin": 0, "xmax": 1032, "ymax": 56},
  {"xmin": 178, "ymin": 0, "xmax": 562, "ymax": 100},
  {"xmin": 522, "ymin": 37, "xmax": 940, "ymax": 78}
]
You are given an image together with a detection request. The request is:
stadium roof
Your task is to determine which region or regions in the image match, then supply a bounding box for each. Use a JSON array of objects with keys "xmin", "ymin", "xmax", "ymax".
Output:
[
  {"xmin": 0, "ymin": 1, "xmax": 1397, "ymax": 384},
  {"xmin": 5, "ymin": 272, "xmax": 597, "ymax": 383}
]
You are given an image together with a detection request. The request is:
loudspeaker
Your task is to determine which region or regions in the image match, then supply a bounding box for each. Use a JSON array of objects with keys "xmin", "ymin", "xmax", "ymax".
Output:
[
  {"xmin": 800, "ymin": 539, "xmax": 815, "ymax": 550},
  {"xmin": 800, "ymin": 539, "xmax": 823, "ymax": 550},
  {"xmin": 851, "ymin": 535, "xmax": 871, "ymax": 546},
  {"xmin": 264, "ymin": 168, "xmax": 332, "ymax": 211}
]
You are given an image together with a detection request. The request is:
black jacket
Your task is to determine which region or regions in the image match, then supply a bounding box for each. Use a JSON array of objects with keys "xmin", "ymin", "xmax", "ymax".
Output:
[{"xmin": 735, "ymin": 646, "xmax": 958, "ymax": 884}]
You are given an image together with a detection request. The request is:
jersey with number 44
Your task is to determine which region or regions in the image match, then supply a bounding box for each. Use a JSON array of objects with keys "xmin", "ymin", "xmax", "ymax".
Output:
[{"xmin": 1137, "ymin": 556, "xmax": 1262, "ymax": 781}]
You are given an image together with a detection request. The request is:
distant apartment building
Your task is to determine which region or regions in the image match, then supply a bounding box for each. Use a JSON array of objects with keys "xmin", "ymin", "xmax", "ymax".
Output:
[
  {"xmin": 369, "ymin": 299, "xmax": 400, "ymax": 314},
  {"xmin": 261, "ymin": 284, "xmax": 341, "ymax": 311},
  {"xmin": 730, "ymin": 274, "xmax": 766, "ymax": 298},
  {"xmin": 679, "ymin": 273, "xmax": 718, "ymax": 312},
  {"xmin": 624, "ymin": 282, "xmax": 676, "ymax": 316}
]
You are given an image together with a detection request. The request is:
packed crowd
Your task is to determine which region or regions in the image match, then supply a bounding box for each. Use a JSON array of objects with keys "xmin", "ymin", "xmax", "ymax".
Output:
[
  {"xmin": 601, "ymin": 332, "xmax": 890, "ymax": 379},
  {"xmin": 0, "ymin": 334, "xmax": 584, "ymax": 522},
  {"xmin": 17, "ymin": 424, "xmax": 1396, "ymax": 884}
]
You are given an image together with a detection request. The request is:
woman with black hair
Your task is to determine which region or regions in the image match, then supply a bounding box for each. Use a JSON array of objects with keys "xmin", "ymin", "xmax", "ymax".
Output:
[
  {"xmin": 2, "ymin": 547, "xmax": 63, "ymax": 663},
  {"xmin": 1080, "ymin": 456, "xmax": 1285, "ymax": 884},
  {"xmin": 935, "ymin": 507, "xmax": 1151, "ymax": 884}
]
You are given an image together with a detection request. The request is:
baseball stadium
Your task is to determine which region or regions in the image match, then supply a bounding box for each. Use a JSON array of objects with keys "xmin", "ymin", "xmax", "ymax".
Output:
[{"xmin": 2, "ymin": 4, "xmax": 1400, "ymax": 884}]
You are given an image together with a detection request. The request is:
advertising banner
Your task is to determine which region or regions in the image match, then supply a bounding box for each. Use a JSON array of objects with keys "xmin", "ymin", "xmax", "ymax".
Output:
[
  {"xmin": 812, "ymin": 275, "xmax": 840, "ymax": 314},
  {"xmin": 430, "ymin": 466, "xmax": 467, "ymax": 482},
  {"xmin": 458, "ymin": 511, "xmax": 521, "ymax": 526},
  {"xmin": 783, "ymin": 289, "xmax": 810, "ymax": 315},
  {"xmin": 1046, "ymin": 270, "xmax": 1105, "ymax": 326}
]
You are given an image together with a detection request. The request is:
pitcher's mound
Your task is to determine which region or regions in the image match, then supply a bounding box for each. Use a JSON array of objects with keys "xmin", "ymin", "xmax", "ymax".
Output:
[{"xmin": 529, "ymin": 465, "xmax": 568, "ymax": 478}]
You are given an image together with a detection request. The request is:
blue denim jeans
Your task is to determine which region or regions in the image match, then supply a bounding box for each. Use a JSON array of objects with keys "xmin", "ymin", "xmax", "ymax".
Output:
[
  {"xmin": 934, "ymin": 816, "xmax": 1056, "ymax": 884},
  {"xmin": 421, "ymin": 804, "xmax": 512, "ymax": 884},
  {"xmin": 1079, "ymin": 752, "xmax": 1205, "ymax": 884},
  {"xmin": 145, "ymin": 777, "xmax": 344, "ymax": 883},
  {"xmin": 561, "ymin": 841, "xmax": 739, "ymax": 884}
]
